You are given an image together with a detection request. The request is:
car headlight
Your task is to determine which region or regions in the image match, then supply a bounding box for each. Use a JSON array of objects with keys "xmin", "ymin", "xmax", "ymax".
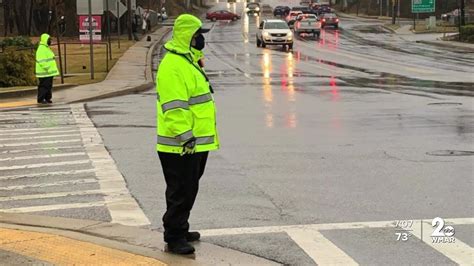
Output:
[
  {"xmin": 287, "ymin": 31, "xmax": 293, "ymax": 37},
  {"xmin": 245, "ymin": 7, "xmax": 249, "ymax": 12},
  {"xmin": 263, "ymin": 31, "xmax": 270, "ymax": 38},
  {"xmin": 255, "ymin": 7, "xmax": 260, "ymax": 11}
]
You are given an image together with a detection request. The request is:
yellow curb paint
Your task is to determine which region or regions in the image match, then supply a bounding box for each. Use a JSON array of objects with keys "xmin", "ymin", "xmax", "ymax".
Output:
[
  {"xmin": 0, "ymin": 100, "xmax": 37, "ymax": 109},
  {"xmin": 0, "ymin": 228, "xmax": 167, "ymax": 265}
]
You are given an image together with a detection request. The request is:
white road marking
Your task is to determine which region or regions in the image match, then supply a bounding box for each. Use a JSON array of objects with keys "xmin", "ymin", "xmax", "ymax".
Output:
[
  {"xmin": 71, "ymin": 104, "xmax": 151, "ymax": 226},
  {"xmin": 0, "ymin": 152, "xmax": 86, "ymax": 162},
  {"xmin": 0, "ymin": 159, "xmax": 92, "ymax": 171},
  {"xmin": 0, "ymin": 129, "xmax": 78, "ymax": 137},
  {"xmin": 286, "ymin": 229, "xmax": 358, "ymax": 265},
  {"xmin": 0, "ymin": 139, "xmax": 82, "ymax": 147},
  {"xmin": 0, "ymin": 179, "xmax": 97, "ymax": 191},
  {"xmin": 411, "ymin": 220, "xmax": 474, "ymax": 265},
  {"xmin": 0, "ymin": 169, "xmax": 95, "ymax": 181},
  {"xmin": 0, "ymin": 196, "xmax": 140, "ymax": 213},
  {"xmin": 200, "ymin": 218, "xmax": 474, "ymax": 265},
  {"xmin": 200, "ymin": 218, "xmax": 474, "ymax": 237},
  {"xmin": 0, "ymin": 145, "xmax": 84, "ymax": 155},
  {"xmin": 0, "ymin": 126, "xmax": 77, "ymax": 133},
  {"xmin": 0, "ymin": 134, "xmax": 80, "ymax": 141},
  {"xmin": 0, "ymin": 188, "xmax": 127, "ymax": 201}
]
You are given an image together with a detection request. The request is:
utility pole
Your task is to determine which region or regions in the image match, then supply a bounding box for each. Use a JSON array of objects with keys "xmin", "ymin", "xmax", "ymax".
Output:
[
  {"xmin": 54, "ymin": 2, "xmax": 64, "ymax": 84},
  {"xmin": 460, "ymin": 0, "xmax": 465, "ymax": 26},
  {"xmin": 3, "ymin": 0, "xmax": 8, "ymax": 37},
  {"xmin": 386, "ymin": 0, "xmax": 389, "ymax": 17},
  {"xmin": 380, "ymin": 0, "xmax": 382, "ymax": 17},
  {"xmin": 105, "ymin": 0, "xmax": 112, "ymax": 59},
  {"xmin": 117, "ymin": 0, "xmax": 121, "ymax": 48},
  {"xmin": 88, "ymin": 0, "xmax": 94, "ymax": 80},
  {"xmin": 127, "ymin": 0, "xmax": 132, "ymax": 40},
  {"xmin": 392, "ymin": 0, "xmax": 397, "ymax": 24}
]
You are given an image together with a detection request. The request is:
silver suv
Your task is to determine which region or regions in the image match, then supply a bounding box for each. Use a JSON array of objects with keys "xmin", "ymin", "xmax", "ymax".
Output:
[{"xmin": 256, "ymin": 19, "xmax": 293, "ymax": 50}]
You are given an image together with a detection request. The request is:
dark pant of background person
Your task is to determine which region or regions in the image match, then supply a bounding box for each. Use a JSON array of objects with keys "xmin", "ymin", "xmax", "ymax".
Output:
[
  {"xmin": 158, "ymin": 151, "xmax": 209, "ymax": 243},
  {"xmin": 37, "ymin": 77, "xmax": 53, "ymax": 103}
]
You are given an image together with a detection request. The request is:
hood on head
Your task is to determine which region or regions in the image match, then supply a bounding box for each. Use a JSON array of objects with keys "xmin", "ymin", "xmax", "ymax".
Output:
[
  {"xmin": 40, "ymin": 33, "xmax": 50, "ymax": 46},
  {"xmin": 165, "ymin": 14, "xmax": 202, "ymax": 54}
]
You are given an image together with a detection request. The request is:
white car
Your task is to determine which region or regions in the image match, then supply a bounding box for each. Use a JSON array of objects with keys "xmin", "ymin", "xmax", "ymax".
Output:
[{"xmin": 256, "ymin": 19, "xmax": 293, "ymax": 50}]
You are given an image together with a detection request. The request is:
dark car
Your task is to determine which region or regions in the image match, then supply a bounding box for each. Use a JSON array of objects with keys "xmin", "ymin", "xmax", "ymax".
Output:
[
  {"xmin": 246, "ymin": 3, "xmax": 261, "ymax": 15},
  {"xmin": 273, "ymin": 6, "xmax": 290, "ymax": 16},
  {"xmin": 320, "ymin": 13, "xmax": 339, "ymax": 28},
  {"xmin": 206, "ymin": 10, "xmax": 241, "ymax": 21},
  {"xmin": 291, "ymin": 6, "xmax": 311, "ymax": 13},
  {"xmin": 317, "ymin": 5, "xmax": 332, "ymax": 15}
]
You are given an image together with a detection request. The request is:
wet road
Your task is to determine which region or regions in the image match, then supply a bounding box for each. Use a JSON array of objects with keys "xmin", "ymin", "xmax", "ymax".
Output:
[
  {"xmin": 87, "ymin": 1, "xmax": 474, "ymax": 264},
  {"xmin": 1, "ymin": 0, "xmax": 472, "ymax": 264}
]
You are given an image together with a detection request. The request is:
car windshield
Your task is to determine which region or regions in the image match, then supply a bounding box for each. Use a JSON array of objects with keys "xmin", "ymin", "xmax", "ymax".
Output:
[
  {"xmin": 324, "ymin": 13, "xmax": 337, "ymax": 18},
  {"xmin": 247, "ymin": 3, "xmax": 259, "ymax": 8},
  {"xmin": 300, "ymin": 15, "xmax": 317, "ymax": 21},
  {"xmin": 265, "ymin": 22, "xmax": 289, "ymax": 29}
]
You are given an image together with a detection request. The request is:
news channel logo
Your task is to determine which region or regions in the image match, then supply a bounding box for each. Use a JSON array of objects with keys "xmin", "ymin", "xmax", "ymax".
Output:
[{"xmin": 431, "ymin": 217, "xmax": 455, "ymax": 243}]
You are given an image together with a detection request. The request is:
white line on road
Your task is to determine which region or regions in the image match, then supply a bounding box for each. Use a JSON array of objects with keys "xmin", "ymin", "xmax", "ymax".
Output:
[
  {"xmin": 0, "ymin": 152, "xmax": 86, "ymax": 162},
  {"xmin": 0, "ymin": 134, "xmax": 80, "ymax": 141},
  {"xmin": 0, "ymin": 169, "xmax": 96, "ymax": 181},
  {"xmin": 411, "ymin": 220, "xmax": 474, "ymax": 265},
  {"xmin": 0, "ymin": 188, "xmax": 127, "ymax": 201},
  {"xmin": 286, "ymin": 229, "xmax": 358, "ymax": 265},
  {"xmin": 0, "ymin": 126, "xmax": 77, "ymax": 133},
  {"xmin": 0, "ymin": 139, "xmax": 82, "ymax": 148},
  {"xmin": 0, "ymin": 145, "xmax": 84, "ymax": 155},
  {"xmin": 0, "ymin": 159, "xmax": 92, "ymax": 171},
  {"xmin": 71, "ymin": 104, "xmax": 150, "ymax": 226},
  {"xmin": 0, "ymin": 196, "xmax": 141, "ymax": 213},
  {"xmin": 199, "ymin": 218, "xmax": 474, "ymax": 236},
  {"xmin": 0, "ymin": 178, "xmax": 97, "ymax": 191},
  {"xmin": 0, "ymin": 129, "xmax": 78, "ymax": 137}
]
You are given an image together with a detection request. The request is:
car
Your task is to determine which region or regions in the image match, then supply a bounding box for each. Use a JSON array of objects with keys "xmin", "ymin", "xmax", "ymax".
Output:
[
  {"xmin": 206, "ymin": 10, "xmax": 240, "ymax": 21},
  {"xmin": 256, "ymin": 19, "xmax": 293, "ymax": 50},
  {"xmin": 317, "ymin": 5, "xmax": 332, "ymax": 15},
  {"xmin": 291, "ymin": 6, "xmax": 311, "ymax": 13},
  {"xmin": 300, "ymin": 0, "xmax": 312, "ymax": 6},
  {"xmin": 246, "ymin": 3, "xmax": 261, "ymax": 15},
  {"xmin": 286, "ymin": 11, "xmax": 303, "ymax": 29},
  {"xmin": 273, "ymin": 6, "xmax": 290, "ymax": 16},
  {"xmin": 294, "ymin": 14, "xmax": 321, "ymax": 37},
  {"xmin": 261, "ymin": 4, "xmax": 273, "ymax": 15},
  {"xmin": 320, "ymin": 13, "xmax": 339, "ymax": 28}
]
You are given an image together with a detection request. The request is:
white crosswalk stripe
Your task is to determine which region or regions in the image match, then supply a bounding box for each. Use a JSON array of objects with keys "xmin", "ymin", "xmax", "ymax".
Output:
[
  {"xmin": 0, "ymin": 104, "xmax": 150, "ymax": 227},
  {"xmin": 200, "ymin": 218, "xmax": 474, "ymax": 265}
]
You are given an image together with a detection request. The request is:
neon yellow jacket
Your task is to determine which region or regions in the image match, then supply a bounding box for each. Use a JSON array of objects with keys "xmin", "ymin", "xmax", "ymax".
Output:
[
  {"xmin": 156, "ymin": 14, "xmax": 219, "ymax": 153},
  {"xmin": 35, "ymin": 33, "xmax": 59, "ymax": 78}
]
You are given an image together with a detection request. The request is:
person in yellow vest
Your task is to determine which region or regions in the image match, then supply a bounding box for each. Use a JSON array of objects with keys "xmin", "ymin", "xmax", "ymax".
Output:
[
  {"xmin": 35, "ymin": 33, "xmax": 59, "ymax": 104},
  {"xmin": 156, "ymin": 14, "xmax": 218, "ymax": 255}
]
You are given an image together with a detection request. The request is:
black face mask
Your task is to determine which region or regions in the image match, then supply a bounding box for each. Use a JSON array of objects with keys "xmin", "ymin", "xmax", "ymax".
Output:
[
  {"xmin": 191, "ymin": 34, "xmax": 205, "ymax": 51},
  {"xmin": 47, "ymin": 38, "xmax": 52, "ymax": 46}
]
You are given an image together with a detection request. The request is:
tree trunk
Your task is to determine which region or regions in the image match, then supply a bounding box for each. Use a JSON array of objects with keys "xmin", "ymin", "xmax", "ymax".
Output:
[{"xmin": 12, "ymin": 0, "xmax": 28, "ymax": 35}]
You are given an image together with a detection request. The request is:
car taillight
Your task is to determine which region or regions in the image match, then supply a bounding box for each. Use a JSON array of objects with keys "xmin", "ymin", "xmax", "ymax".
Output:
[
  {"xmin": 335, "ymin": 18, "xmax": 339, "ymax": 22},
  {"xmin": 296, "ymin": 22, "xmax": 301, "ymax": 28},
  {"xmin": 322, "ymin": 19, "xmax": 326, "ymax": 22}
]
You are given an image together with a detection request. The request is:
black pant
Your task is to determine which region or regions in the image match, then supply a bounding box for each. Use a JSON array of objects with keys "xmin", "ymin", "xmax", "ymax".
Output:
[
  {"xmin": 37, "ymin": 77, "xmax": 53, "ymax": 103},
  {"xmin": 158, "ymin": 151, "xmax": 209, "ymax": 243}
]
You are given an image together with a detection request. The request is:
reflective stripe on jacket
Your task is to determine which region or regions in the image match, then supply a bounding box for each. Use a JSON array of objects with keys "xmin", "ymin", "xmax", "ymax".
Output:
[
  {"xmin": 156, "ymin": 14, "xmax": 219, "ymax": 154},
  {"xmin": 35, "ymin": 33, "xmax": 59, "ymax": 78}
]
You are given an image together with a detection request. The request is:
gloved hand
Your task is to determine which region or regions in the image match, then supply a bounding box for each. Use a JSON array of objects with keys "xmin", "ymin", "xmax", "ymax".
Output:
[{"xmin": 181, "ymin": 137, "xmax": 196, "ymax": 156}]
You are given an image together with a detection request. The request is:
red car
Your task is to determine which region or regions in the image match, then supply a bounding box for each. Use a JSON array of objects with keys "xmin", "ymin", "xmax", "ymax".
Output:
[{"xmin": 206, "ymin": 10, "xmax": 241, "ymax": 21}]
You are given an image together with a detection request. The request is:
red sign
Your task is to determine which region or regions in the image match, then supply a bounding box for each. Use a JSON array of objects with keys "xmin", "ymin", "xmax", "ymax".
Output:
[{"xmin": 79, "ymin": 15, "xmax": 102, "ymax": 43}]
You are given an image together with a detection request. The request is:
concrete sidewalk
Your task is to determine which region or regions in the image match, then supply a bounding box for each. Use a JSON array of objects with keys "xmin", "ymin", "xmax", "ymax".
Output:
[
  {"xmin": 0, "ymin": 213, "xmax": 276, "ymax": 265},
  {"xmin": 0, "ymin": 27, "xmax": 171, "ymax": 109}
]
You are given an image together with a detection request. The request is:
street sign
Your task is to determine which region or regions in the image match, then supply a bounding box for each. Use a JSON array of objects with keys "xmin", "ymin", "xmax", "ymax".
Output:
[
  {"xmin": 412, "ymin": 0, "xmax": 435, "ymax": 13},
  {"xmin": 107, "ymin": 0, "xmax": 127, "ymax": 18},
  {"xmin": 79, "ymin": 15, "xmax": 102, "ymax": 43},
  {"xmin": 77, "ymin": 0, "xmax": 104, "ymax": 15}
]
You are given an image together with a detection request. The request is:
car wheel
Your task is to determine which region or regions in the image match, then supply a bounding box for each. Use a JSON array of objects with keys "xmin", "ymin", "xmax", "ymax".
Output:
[
  {"xmin": 256, "ymin": 37, "xmax": 261, "ymax": 47},
  {"xmin": 317, "ymin": 33, "xmax": 320, "ymax": 38},
  {"xmin": 211, "ymin": 17, "xmax": 217, "ymax": 22},
  {"xmin": 261, "ymin": 41, "xmax": 266, "ymax": 48},
  {"xmin": 232, "ymin": 16, "xmax": 237, "ymax": 21},
  {"xmin": 288, "ymin": 43, "xmax": 293, "ymax": 50},
  {"xmin": 334, "ymin": 24, "xmax": 338, "ymax": 29}
]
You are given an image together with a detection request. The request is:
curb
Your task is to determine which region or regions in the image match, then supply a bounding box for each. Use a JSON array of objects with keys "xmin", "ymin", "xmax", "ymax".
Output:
[
  {"xmin": 0, "ymin": 83, "xmax": 77, "ymax": 99},
  {"xmin": 381, "ymin": 25, "xmax": 397, "ymax": 33},
  {"xmin": 0, "ymin": 213, "xmax": 278, "ymax": 265},
  {"xmin": 416, "ymin": 40, "xmax": 474, "ymax": 52}
]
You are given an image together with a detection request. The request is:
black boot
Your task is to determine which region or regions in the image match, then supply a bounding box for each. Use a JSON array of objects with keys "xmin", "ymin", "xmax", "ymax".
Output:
[
  {"xmin": 167, "ymin": 239, "xmax": 195, "ymax": 254},
  {"xmin": 185, "ymin": 231, "xmax": 200, "ymax": 242}
]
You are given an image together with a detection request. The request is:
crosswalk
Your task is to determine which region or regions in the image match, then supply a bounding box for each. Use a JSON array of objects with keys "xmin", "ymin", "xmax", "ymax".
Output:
[
  {"xmin": 0, "ymin": 104, "xmax": 150, "ymax": 226},
  {"xmin": 200, "ymin": 218, "xmax": 474, "ymax": 265}
]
